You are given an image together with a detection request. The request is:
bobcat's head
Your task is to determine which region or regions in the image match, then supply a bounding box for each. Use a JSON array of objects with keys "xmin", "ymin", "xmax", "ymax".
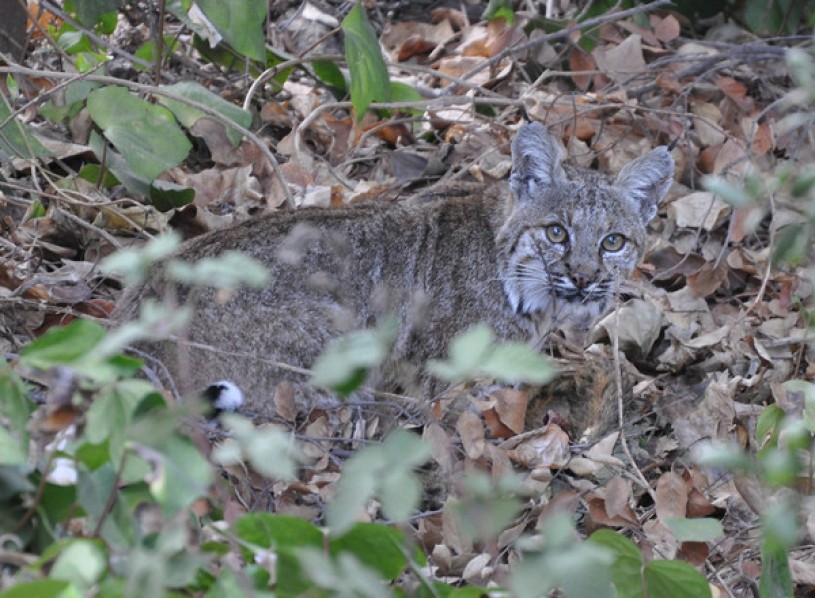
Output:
[{"xmin": 498, "ymin": 122, "xmax": 674, "ymax": 332}]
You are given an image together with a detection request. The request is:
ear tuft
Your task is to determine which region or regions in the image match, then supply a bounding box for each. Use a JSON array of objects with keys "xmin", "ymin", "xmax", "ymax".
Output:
[
  {"xmin": 509, "ymin": 122, "xmax": 567, "ymax": 199},
  {"xmin": 615, "ymin": 146, "xmax": 674, "ymax": 223}
]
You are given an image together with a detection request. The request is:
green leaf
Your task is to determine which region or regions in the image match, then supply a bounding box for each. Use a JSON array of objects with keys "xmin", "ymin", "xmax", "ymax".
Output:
[
  {"xmin": 77, "ymin": 164, "xmax": 119, "ymax": 189},
  {"xmin": 0, "ymin": 426, "xmax": 27, "ymax": 465},
  {"xmin": 101, "ymin": 233, "xmax": 182, "ymax": 286},
  {"xmin": 427, "ymin": 324, "xmax": 494, "ymax": 382},
  {"xmin": 330, "ymin": 524, "xmax": 406, "ymax": 581},
  {"xmin": 644, "ymin": 559, "xmax": 712, "ymax": 598},
  {"xmin": 483, "ymin": 0, "xmax": 515, "ymax": 24},
  {"xmin": 50, "ymin": 540, "xmax": 107, "ymax": 592},
  {"xmin": 76, "ymin": 461, "xmax": 118, "ymax": 531},
  {"xmin": 20, "ymin": 319, "xmax": 105, "ymax": 369},
  {"xmin": 389, "ymin": 81, "xmax": 423, "ymax": 103},
  {"xmin": 389, "ymin": 81, "xmax": 424, "ymax": 118},
  {"xmin": 134, "ymin": 36, "xmax": 180, "ymax": 72},
  {"xmin": 167, "ymin": 251, "xmax": 269, "ymax": 291},
  {"xmin": 158, "ymin": 81, "xmax": 252, "ymax": 147},
  {"xmin": 312, "ymin": 60, "xmax": 346, "ymax": 92},
  {"xmin": 196, "ymin": 0, "xmax": 267, "ymax": 61},
  {"xmin": 71, "ymin": 0, "xmax": 124, "ymax": 27},
  {"xmin": 0, "ymin": 369, "xmax": 33, "ymax": 444},
  {"xmin": 512, "ymin": 522, "xmax": 614, "ymax": 598},
  {"xmin": 327, "ymin": 430, "xmax": 429, "ymax": 535},
  {"xmin": 702, "ymin": 175, "xmax": 751, "ymax": 207},
  {"xmin": 342, "ymin": 4, "xmax": 391, "ymax": 121},
  {"xmin": 483, "ymin": 342, "xmax": 555, "ymax": 384},
  {"xmin": 296, "ymin": 548, "xmax": 393, "ymax": 598},
  {"xmin": 0, "ymin": 94, "xmax": 51, "ymax": 161},
  {"xmin": 87, "ymin": 130, "xmax": 150, "ymax": 197},
  {"xmin": 214, "ymin": 414, "xmax": 304, "ymax": 481},
  {"xmin": 149, "ymin": 179, "xmax": 196, "ymax": 212},
  {"xmin": 428, "ymin": 324, "xmax": 555, "ymax": 385},
  {"xmin": 755, "ymin": 403, "xmax": 785, "ymax": 447},
  {"xmin": 693, "ymin": 442, "xmax": 752, "ymax": 471},
  {"xmin": 232, "ymin": 513, "xmax": 322, "ymax": 595},
  {"xmin": 312, "ymin": 316, "xmax": 398, "ymax": 395},
  {"xmin": 234, "ymin": 513, "xmax": 323, "ymax": 550},
  {"xmin": 85, "ymin": 380, "xmax": 155, "ymax": 461},
  {"xmin": 142, "ymin": 434, "xmax": 212, "ymax": 515},
  {"xmin": 0, "ymin": 579, "xmax": 77, "ymax": 598},
  {"xmin": 41, "ymin": 80, "xmax": 100, "ymax": 122},
  {"xmin": 588, "ymin": 529, "xmax": 644, "ymax": 597},
  {"xmin": 87, "ymin": 86, "xmax": 192, "ymax": 183},
  {"xmin": 663, "ymin": 518, "xmax": 724, "ymax": 543}
]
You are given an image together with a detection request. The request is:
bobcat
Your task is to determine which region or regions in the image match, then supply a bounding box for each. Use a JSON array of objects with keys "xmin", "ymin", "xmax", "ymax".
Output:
[{"xmin": 113, "ymin": 122, "xmax": 674, "ymax": 420}]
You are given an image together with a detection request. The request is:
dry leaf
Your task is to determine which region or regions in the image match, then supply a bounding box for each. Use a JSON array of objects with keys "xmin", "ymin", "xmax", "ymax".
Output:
[
  {"xmin": 716, "ymin": 76, "xmax": 752, "ymax": 112},
  {"xmin": 505, "ymin": 424, "xmax": 570, "ymax": 469},
  {"xmin": 596, "ymin": 298, "xmax": 663, "ymax": 358},
  {"xmin": 492, "ymin": 388, "xmax": 528, "ymax": 434},
  {"xmin": 457, "ymin": 410, "xmax": 486, "ymax": 460},
  {"xmin": 655, "ymin": 471, "xmax": 688, "ymax": 521},
  {"xmin": 643, "ymin": 519, "xmax": 678, "ymax": 560},
  {"xmin": 687, "ymin": 260, "xmax": 729, "ymax": 298},
  {"xmin": 650, "ymin": 14, "xmax": 680, "ymax": 43},
  {"xmin": 569, "ymin": 48, "xmax": 596, "ymax": 90},
  {"xmin": 593, "ymin": 34, "xmax": 647, "ymax": 85},
  {"xmin": 272, "ymin": 381, "xmax": 297, "ymax": 422},
  {"xmin": 713, "ymin": 138, "xmax": 749, "ymax": 176},
  {"xmin": 668, "ymin": 192, "xmax": 731, "ymax": 231},
  {"xmin": 604, "ymin": 475, "xmax": 632, "ymax": 519},
  {"xmin": 587, "ymin": 497, "xmax": 637, "ymax": 527}
]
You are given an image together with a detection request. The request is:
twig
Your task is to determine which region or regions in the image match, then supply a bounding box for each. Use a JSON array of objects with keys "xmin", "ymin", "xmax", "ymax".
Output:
[
  {"xmin": 630, "ymin": 41, "xmax": 788, "ymax": 99},
  {"xmin": 456, "ymin": 0, "xmax": 672, "ymax": 86},
  {"xmin": 91, "ymin": 450, "xmax": 129, "ymax": 537},
  {"xmin": 294, "ymin": 96, "xmax": 521, "ymax": 159},
  {"xmin": 611, "ymin": 280, "xmax": 656, "ymax": 502},
  {"xmin": 39, "ymin": 0, "xmax": 173, "ymax": 80},
  {"xmin": 55, "ymin": 206, "xmax": 123, "ymax": 249},
  {"xmin": 741, "ymin": 193, "xmax": 777, "ymax": 320},
  {"xmin": 154, "ymin": 0, "xmax": 167, "ymax": 87}
]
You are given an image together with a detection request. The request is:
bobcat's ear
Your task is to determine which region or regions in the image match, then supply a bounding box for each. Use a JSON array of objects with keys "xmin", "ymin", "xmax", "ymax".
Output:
[
  {"xmin": 615, "ymin": 146, "xmax": 674, "ymax": 223},
  {"xmin": 509, "ymin": 122, "xmax": 567, "ymax": 200}
]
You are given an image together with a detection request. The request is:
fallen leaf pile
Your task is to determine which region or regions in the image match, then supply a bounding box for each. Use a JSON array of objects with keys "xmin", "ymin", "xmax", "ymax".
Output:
[{"xmin": 2, "ymin": 0, "xmax": 815, "ymax": 594}]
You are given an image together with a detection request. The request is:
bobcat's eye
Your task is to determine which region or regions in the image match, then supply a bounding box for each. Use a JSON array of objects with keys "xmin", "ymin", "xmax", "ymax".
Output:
[
  {"xmin": 601, "ymin": 233, "xmax": 625, "ymax": 252},
  {"xmin": 545, "ymin": 224, "xmax": 568, "ymax": 244}
]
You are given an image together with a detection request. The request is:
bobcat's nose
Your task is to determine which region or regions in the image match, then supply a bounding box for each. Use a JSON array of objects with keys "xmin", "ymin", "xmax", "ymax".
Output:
[{"xmin": 570, "ymin": 271, "xmax": 592, "ymax": 290}]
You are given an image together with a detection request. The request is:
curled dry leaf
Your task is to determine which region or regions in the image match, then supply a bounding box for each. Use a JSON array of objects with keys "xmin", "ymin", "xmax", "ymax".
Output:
[
  {"xmin": 649, "ymin": 14, "xmax": 681, "ymax": 43},
  {"xmin": 643, "ymin": 519, "xmax": 678, "ymax": 560},
  {"xmin": 604, "ymin": 475, "xmax": 632, "ymax": 519},
  {"xmin": 655, "ymin": 471, "xmax": 688, "ymax": 522},
  {"xmin": 595, "ymin": 298, "xmax": 663, "ymax": 358},
  {"xmin": 668, "ymin": 192, "xmax": 731, "ymax": 231},
  {"xmin": 272, "ymin": 381, "xmax": 297, "ymax": 422},
  {"xmin": 423, "ymin": 421, "xmax": 456, "ymax": 474},
  {"xmin": 713, "ymin": 138, "xmax": 750, "ymax": 176},
  {"xmin": 568, "ymin": 48, "xmax": 596, "ymax": 91},
  {"xmin": 490, "ymin": 387, "xmax": 528, "ymax": 435},
  {"xmin": 380, "ymin": 19, "xmax": 455, "ymax": 62},
  {"xmin": 462, "ymin": 553, "xmax": 492, "ymax": 585},
  {"xmin": 691, "ymin": 101, "xmax": 726, "ymax": 147},
  {"xmin": 593, "ymin": 34, "xmax": 647, "ymax": 86},
  {"xmin": 457, "ymin": 410, "xmax": 486, "ymax": 460},
  {"xmin": 587, "ymin": 497, "xmax": 638, "ymax": 527},
  {"xmin": 504, "ymin": 424, "xmax": 570, "ymax": 469}
]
